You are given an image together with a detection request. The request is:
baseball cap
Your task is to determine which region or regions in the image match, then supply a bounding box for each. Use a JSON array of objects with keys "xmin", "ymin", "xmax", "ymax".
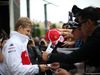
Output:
[{"xmin": 46, "ymin": 28, "xmax": 65, "ymax": 45}]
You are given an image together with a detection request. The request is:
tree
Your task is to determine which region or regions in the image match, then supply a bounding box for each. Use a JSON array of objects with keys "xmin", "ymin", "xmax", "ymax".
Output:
[
  {"xmin": 32, "ymin": 23, "xmax": 40, "ymax": 37},
  {"xmin": 52, "ymin": 23, "xmax": 56, "ymax": 28}
]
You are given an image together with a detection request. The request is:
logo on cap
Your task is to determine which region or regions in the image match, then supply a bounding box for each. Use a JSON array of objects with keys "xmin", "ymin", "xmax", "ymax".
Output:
[{"xmin": 46, "ymin": 28, "xmax": 65, "ymax": 45}]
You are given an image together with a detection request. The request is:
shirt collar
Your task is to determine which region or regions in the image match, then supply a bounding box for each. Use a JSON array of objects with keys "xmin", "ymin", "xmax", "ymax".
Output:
[{"xmin": 10, "ymin": 31, "xmax": 28, "ymax": 44}]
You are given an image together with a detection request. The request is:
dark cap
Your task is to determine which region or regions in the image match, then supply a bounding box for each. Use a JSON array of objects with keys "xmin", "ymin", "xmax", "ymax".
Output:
[
  {"xmin": 67, "ymin": 18, "xmax": 80, "ymax": 29},
  {"xmin": 72, "ymin": 5, "xmax": 82, "ymax": 17},
  {"xmin": 67, "ymin": 22, "xmax": 79, "ymax": 29}
]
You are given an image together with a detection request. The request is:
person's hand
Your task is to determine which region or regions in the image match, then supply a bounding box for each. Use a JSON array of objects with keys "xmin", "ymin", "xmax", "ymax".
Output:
[
  {"xmin": 62, "ymin": 40, "xmax": 76, "ymax": 47},
  {"xmin": 59, "ymin": 29, "xmax": 74, "ymax": 39},
  {"xmin": 60, "ymin": 32, "xmax": 74, "ymax": 39},
  {"xmin": 42, "ymin": 51, "xmax": 50, "ymax": 61},
  {"xmin": 0, "ymin": 52, "xmax": 3, "ymax": 62},
  {"xmin": 59, "ymin": 29, "xmax": 72, "ymax": 33},
  {"xmin": 30, "ymin": 39, "xmax": 35, "ymax": 47},
  {"xmin": 55, "ymin": 68, "xmax": 71, "ymax": 75},
  {"xmin": 51, "ymin": 62, "xmax": 60, "ymax": 69},
  {"xmin": 40, "ymin": 65, "xmax": 51, "ymax": 72}
]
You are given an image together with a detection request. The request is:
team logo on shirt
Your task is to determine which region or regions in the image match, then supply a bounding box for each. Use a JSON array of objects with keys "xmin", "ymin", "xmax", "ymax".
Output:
[
  {"xmin": 8, "ymin": 44, "xmax": 16, "ymax": 53},
  {"xmin": 10, "ymin": 44, "xmax": 13, "ymax": 46},
  {"xmin": 8, "ymin": 47, "xmax": 15, "ymax": 50},
  {"xmin": 21, "ymin": 50, "xmax": 31, "ymax": 65}
]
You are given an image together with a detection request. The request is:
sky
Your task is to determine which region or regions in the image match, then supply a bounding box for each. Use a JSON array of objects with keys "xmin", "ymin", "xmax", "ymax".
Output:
[{"xmin": 20, "ymin": 0, "xmax": 100, "ymax": 23}]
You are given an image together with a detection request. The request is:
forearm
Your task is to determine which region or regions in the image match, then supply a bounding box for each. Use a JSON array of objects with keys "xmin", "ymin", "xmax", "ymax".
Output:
[
  {"xmin": 0, "ymin": 52, "xmax": 3, "ymax": 62},
  {"xmin": 11, "ymin": 64, "xmax": 39, "ymax": 75},
  {"xmin": 59, "ymin": 62, "xmax": 77, "ymax": 71},
  {"xmin": 49, "ymin": 53, "xmax": 76, "ymax": 64}
]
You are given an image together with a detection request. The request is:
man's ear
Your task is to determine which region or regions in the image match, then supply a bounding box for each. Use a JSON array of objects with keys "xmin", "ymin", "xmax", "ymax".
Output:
[
  {"xmin": 17, "ymin": 25, "xmax": 23, "ymax": 33},
  {"xmin": 18, "ymin": 25, "xmax": 23, "ymax": 31},
  {"xmin": 87, "ymin": 19, "xmax": 92, "ymax": 27}
]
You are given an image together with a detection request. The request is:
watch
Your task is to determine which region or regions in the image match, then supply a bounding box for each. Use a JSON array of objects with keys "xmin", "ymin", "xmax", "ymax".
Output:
[{"xmin": 47, "ymin": 53, "xmax": 52, "ymax": 60}]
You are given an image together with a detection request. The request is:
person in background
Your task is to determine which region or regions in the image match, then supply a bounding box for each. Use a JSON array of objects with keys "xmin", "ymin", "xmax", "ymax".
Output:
[
  {"xmin": 62, "ymin": 23, "xmax": 75, "ymax": 48},
  {"xmin": 34, "ymin": 37, "xmax": 39, "ymax": 48},
  {"xmin": 27, "ymin": 37, "xmax": 42, "ymax": 65},
  {"xmin": 48, "ymin": 21, "xmax": 53, "ymax": 29},
  {"xmin": 0, "ymin": 37, "xmax": 8, "ymax": 75},
  {"xmin": 0, "ymin": 33, "xmax": 4, "ymax": 40},
  {"xmin": 39, "ymin": 37, "xmax": 53, "ymax": 75},
  {"xmin": 62, "ymin": 23, "xmax": 69, "ymax": 29},
  {"xmin": 2, "ymin": 17, "xmax": 51, "ymax": 75},
  {"xmin": 39, "ymin": 37, "xmax": 48, "ymax": 52}
]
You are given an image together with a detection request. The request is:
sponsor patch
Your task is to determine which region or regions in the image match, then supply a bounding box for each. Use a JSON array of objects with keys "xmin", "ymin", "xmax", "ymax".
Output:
[
  {"xmin": 8, "ymin": 50, "xmax": 16, "ymax": 53},
  {"xmin": 8, "ymin": 47, "xmax": 15, "ymax": 50},
  {"xmin": 10, "ymin": 44, "xmax": 14, "ymax": 46},
  {"xmin": 21, "ymin": 50, "xmax": 31, "ymax": 65}
]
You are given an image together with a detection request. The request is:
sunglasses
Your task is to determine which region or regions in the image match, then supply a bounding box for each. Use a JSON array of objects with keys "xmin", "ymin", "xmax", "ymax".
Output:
[{"xmin": 78, "ymin": 20, "xmax": 88, "ymax": 27}]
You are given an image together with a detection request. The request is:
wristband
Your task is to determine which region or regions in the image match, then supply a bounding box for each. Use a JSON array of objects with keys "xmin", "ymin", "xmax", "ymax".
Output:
[
  {"xmin": 38, "ymin": 65, "xmax": 41, "ymax": 73},
  {"xmin": 47, "ymin": 53, "xmax": 52, "ymax": 60}
]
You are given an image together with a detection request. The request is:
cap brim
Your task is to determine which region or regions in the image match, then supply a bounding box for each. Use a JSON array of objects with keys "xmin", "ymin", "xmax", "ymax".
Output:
[
  {"xmin": 52, "ymin": 36, "xmax": 65, "ymax": 45},
  {"xmin": 67, "ymin": 26, "xmax": 78, "ymax": 29}
]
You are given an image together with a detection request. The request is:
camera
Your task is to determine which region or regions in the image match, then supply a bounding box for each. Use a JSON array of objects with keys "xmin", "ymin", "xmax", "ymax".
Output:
[
  {"xmin": 40, "ymin": 41, "xmax": 45, "ymax": 46},
  {"xmin": 28, "ymin": 40, "xmax": 32, "ymax": 45}
]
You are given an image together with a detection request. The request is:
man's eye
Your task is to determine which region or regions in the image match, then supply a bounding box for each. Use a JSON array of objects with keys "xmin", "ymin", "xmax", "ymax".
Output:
[{"xmin": 27, "ymin": 30, "xmax": 30, "ymax": 32}]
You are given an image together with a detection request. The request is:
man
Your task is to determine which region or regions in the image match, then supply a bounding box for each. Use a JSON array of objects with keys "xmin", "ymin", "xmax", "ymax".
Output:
[
  {"xmin": 2, "ymin": 17, "xmax": 51, "ymax": 75},
  {"xmin": 62, "ymin": 19, "xmax": 87, "ymax": 48},
  {"xmin": 42, "ymin": 6, "xmax": 100, "ymax": 74}
]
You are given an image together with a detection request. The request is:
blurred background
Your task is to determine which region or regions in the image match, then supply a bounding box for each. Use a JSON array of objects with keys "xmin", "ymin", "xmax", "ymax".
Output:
[{"xmin": 0, "ymin": 0, "xmax": 100, "ymax": 38}]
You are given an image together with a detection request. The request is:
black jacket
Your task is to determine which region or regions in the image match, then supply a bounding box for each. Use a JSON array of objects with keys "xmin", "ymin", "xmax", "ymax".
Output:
[
  {"xmin": 49, "ymin": 27, "xmax": 100, "ymax": 69},
  {"xmin": 28, "ymin": 46, "xmax": 42, "ymax": 64}
]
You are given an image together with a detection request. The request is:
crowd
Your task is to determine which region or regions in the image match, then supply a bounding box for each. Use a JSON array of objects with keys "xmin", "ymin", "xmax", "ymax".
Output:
[
  {"xmin": 0, "ymin": 5, "xmax": 100, "ymax": 75},
  {"xmin": 42, "ymin": 6, "xmax": 100, "ymax": 75}
]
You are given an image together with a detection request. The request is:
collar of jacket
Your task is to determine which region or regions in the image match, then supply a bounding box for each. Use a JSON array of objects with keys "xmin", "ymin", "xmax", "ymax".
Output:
[{"xmin": 10, "ymin": 31, "xmax": 28, "ymax": 45}]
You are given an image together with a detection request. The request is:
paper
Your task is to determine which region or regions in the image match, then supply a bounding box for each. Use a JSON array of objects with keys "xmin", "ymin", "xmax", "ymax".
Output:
[
  {"xmin": 46, "ymin": 42, "xmax": 53, "ymax": 53},
  {"xmin": 57, "ymin": 47, "xmax": 79, "ymax": 54},
  {"xmin": 57, "ymin": 47, "xmax": 79, "ymax": 51},
  {"xmin": 46, "ymin": 64, "xmax": 51, "ymax": 66}
]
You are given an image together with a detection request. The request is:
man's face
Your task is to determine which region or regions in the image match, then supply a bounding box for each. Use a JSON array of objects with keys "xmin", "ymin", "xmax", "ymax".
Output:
[
  {"xmin": 78, "ymin": 16, "xmax": 88, "ymax": 35},
  {"xmin": 18, "ymin": 25, "xmax": 32, "ymax": 36},
  {"xmin": 72, "ymin": 28, "xmax": 82, "ymax": 40}
]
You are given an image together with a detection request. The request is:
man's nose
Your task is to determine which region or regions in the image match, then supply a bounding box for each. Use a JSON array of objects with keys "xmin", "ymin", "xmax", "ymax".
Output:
[{"xmin": 28, "ymin": 32, "xmax": 31, "ymax": 36}]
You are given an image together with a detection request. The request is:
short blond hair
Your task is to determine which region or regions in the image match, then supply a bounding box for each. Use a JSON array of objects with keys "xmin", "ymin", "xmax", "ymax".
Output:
[{"xmin": 15, "ymin": 17, "xmax": 33, "ymax": 31}]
